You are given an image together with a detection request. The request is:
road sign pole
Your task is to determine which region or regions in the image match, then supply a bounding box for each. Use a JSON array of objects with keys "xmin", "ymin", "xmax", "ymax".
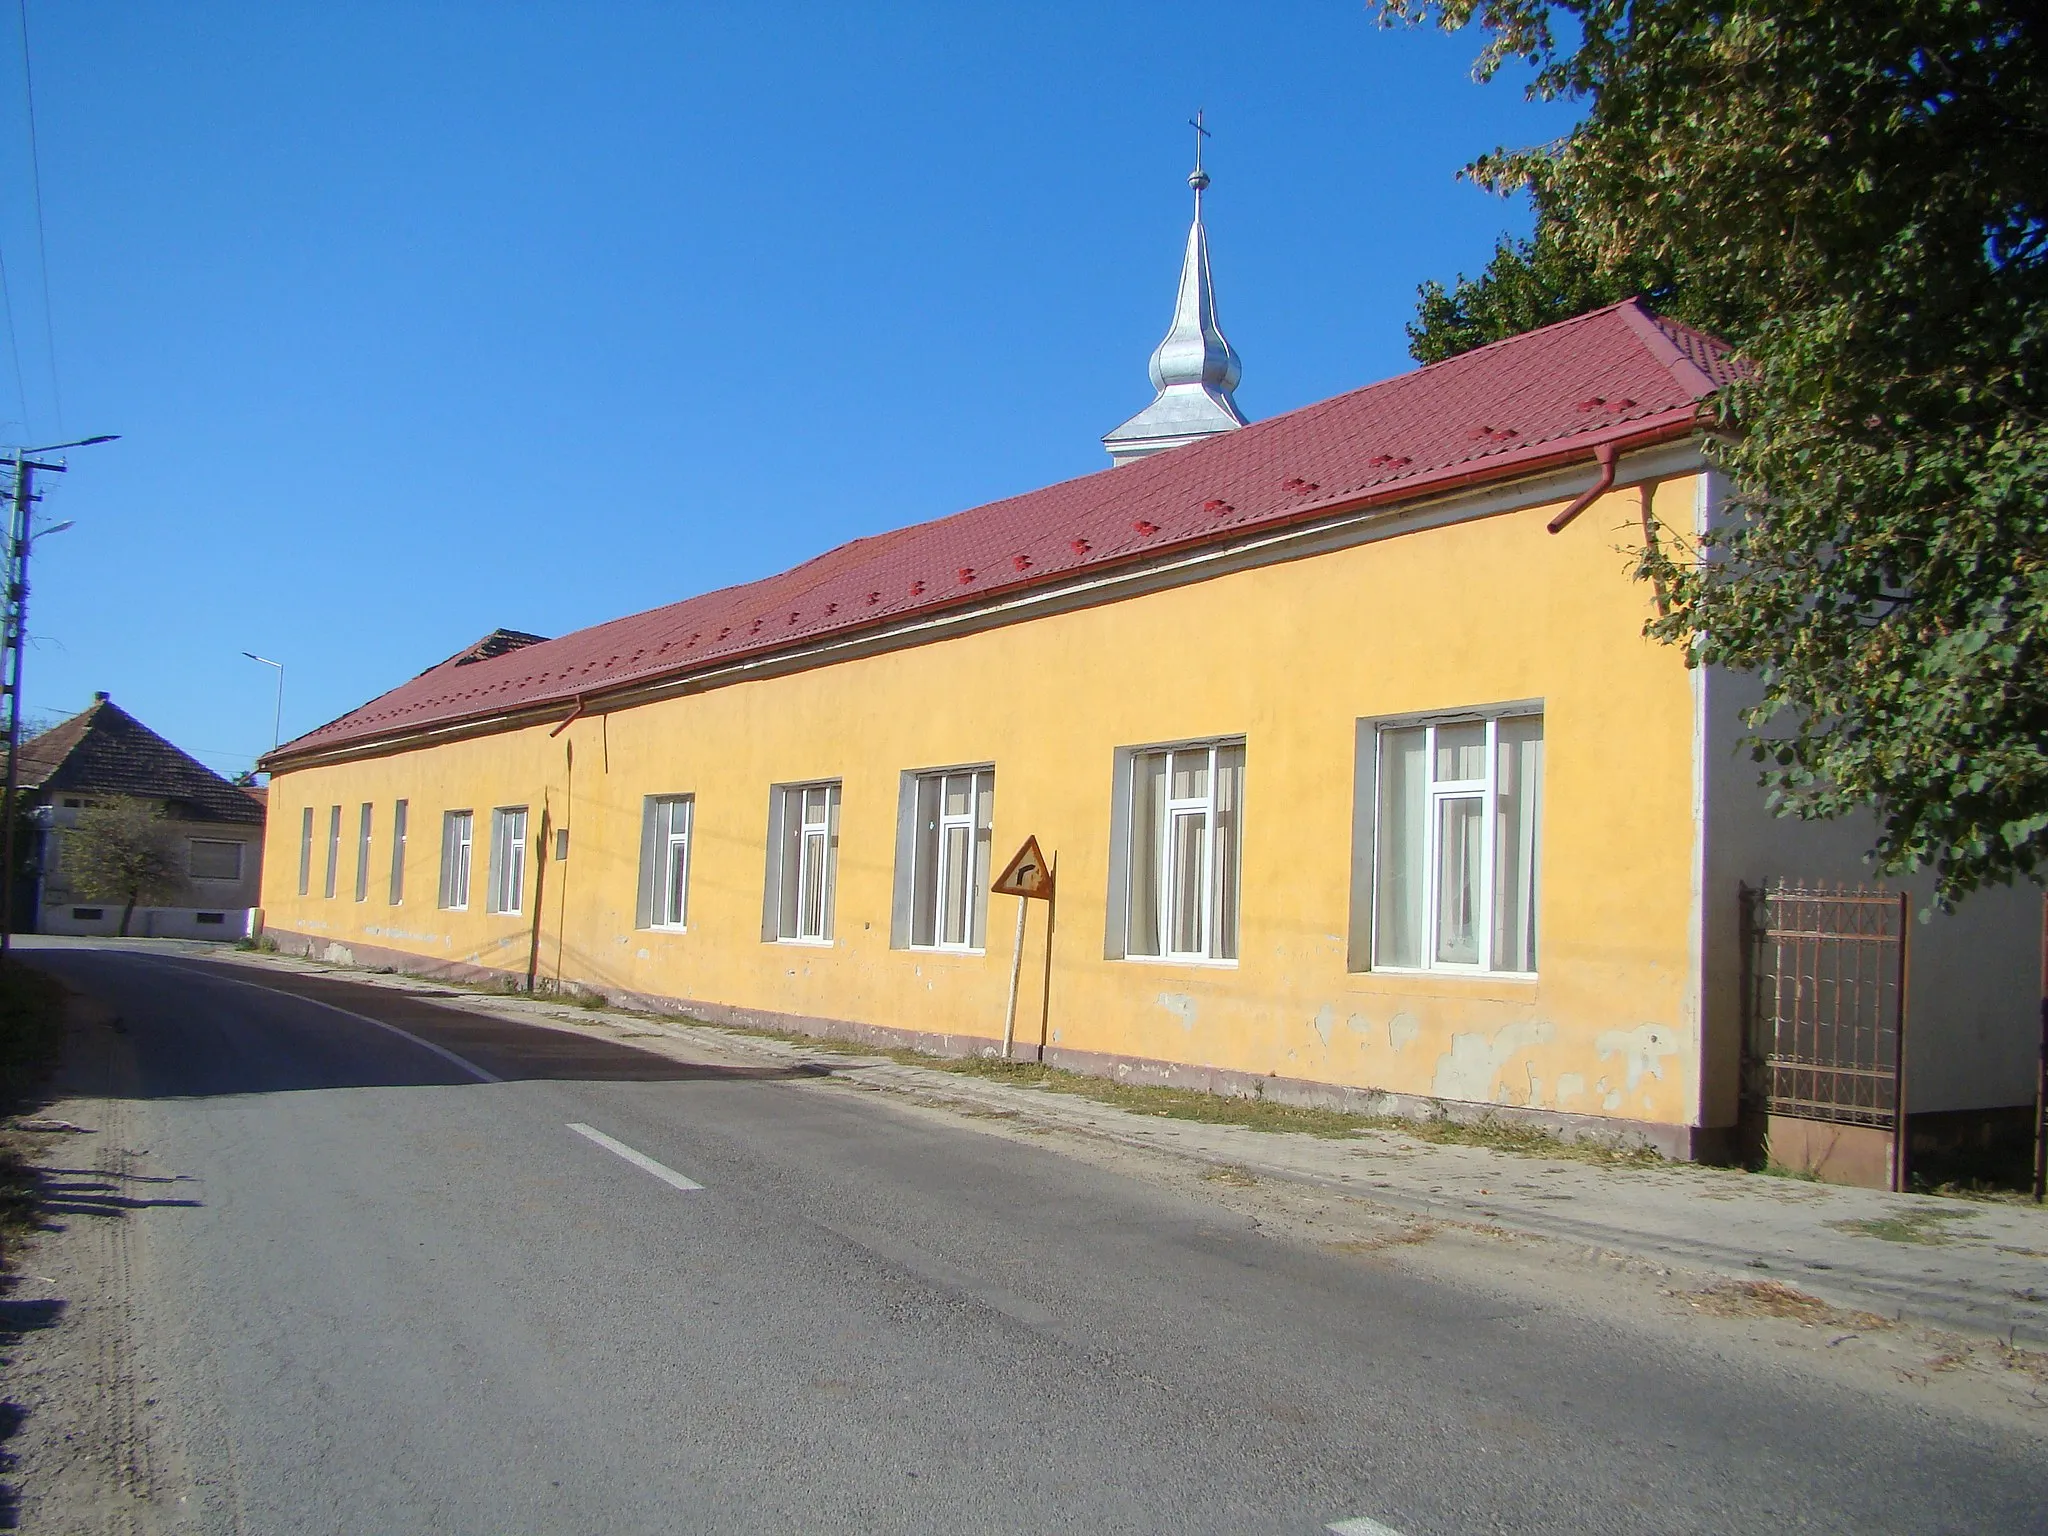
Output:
[{"xmin": 1002, "ymin": 896, "xmax": 1027, "ymax": 1060}]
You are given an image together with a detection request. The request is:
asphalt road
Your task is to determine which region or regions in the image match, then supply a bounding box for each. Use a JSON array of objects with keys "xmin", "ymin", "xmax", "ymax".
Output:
[{"xmin": 20, "ymin": 944, "xmax": 2044, "ymax": 1535}]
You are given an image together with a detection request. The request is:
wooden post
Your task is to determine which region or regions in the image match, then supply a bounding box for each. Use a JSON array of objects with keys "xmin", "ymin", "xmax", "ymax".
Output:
[
  {"xmin": 2033, "ymin": 892, "xmax": 2047, "ymax": 1204},
  {"xmin": 1892, "ymin": 890, "xmax": 1911, "ymax": 1194},
  {"xmin": 1001, "ymin": 895, "xmax": 1027, "ymax": 1060}
]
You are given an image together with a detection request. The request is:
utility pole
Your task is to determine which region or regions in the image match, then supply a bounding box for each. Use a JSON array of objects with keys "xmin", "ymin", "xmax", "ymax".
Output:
[{"xmin": 0, "ymin": 435, "xmax": 118, "ymax": 957}]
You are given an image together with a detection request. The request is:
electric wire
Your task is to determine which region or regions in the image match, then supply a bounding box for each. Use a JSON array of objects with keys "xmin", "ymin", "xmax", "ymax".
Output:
[
  {"xmin": 15, "ymin": 0, "xmax": 59, "ymax": 433},
  {"xmin": 0, "ymin": 238, "xmax": 28, "ymax": 439}
]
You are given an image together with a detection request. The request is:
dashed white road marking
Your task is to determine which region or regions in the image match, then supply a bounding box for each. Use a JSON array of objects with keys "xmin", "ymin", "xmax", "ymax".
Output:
[
  {"xmin": 177, "ymin": 963, "xmax": 503, "ymax": 1083},
  {"xmin": 1328, "ymin": 1519, "xmax": 1407, "ymax": 1536},
  {"xmin": 567, "ymin": 1123, "xmax": 704, "ymax": 1191}
]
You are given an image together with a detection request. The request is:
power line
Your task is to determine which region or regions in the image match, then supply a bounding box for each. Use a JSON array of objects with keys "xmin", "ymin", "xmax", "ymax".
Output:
[
  {"xmin": 15, "ymin": 0, "xmax": 59, "ymax": 434},
  {"xmin": 0, "ymin": 238, "xmax": 28, "ymax": 435}
]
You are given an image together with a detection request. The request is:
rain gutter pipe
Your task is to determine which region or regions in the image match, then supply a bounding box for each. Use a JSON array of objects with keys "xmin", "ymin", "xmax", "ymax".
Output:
[{"xmin": 1546, "ymin": 441, "xmax": 1620, "ymax": 534}]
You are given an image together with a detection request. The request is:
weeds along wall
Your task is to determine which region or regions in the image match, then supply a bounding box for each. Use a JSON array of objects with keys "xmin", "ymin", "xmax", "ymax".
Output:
[{"xmin": 263, "ymin": 474, "xmax": 1707, "ymax": 1131}]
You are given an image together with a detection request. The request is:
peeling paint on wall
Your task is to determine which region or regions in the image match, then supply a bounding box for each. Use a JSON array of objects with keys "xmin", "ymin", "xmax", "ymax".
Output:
[
  {"xmin": 1158, "ymin": 992, "xmax": 1198, "ymax": 1031},
  {"xmin": 1311, "ymin": 1005, "xmax": 1337, "ymax": 1047},
  {"xmin": 1387, "ymin": 1013, "xmax": 1419, "ymax": 1053},
  {"xmin": 1556, "ymin": 1072, "xmax": 1586, "ymax": 1106},
  {"xmin": 1431, "ymin": 1020, "xmax": 1555, "ymax": 1102},
  {"xmin": 1596, "ymin": 1024, "xmax": 1683, "ymax": 1098}
]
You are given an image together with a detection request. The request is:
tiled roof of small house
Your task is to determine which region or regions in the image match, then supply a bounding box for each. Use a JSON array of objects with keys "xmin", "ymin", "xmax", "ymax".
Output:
[
  {"xmin": 272, "ymin": 300, "xmax": 1737, "ymax": 765},
  {"xmin": 22, "ymin": 696, "xmax": 267, "ymax": 825}
]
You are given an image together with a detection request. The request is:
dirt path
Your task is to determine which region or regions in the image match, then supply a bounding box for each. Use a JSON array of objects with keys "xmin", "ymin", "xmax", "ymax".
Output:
[{"xmin": 2, "ymin": 998, "xmax": 194, "ymax": 1534}]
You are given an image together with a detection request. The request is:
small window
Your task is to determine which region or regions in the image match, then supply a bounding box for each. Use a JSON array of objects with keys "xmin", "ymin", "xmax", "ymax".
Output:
[
  {"xmin": 439, "ymin": 810, "xmax": 474, "ymax": 910},
  {"xmin": 1368, "ymin": 711, "xmax": 1542, "ymax": 975},
  {"xmin": 554, "ymin": 827, "xmax": 570, "ymax": 861},
  {"xmin": 765, "ymin": 781, "xmax": 840, "ymax": 943},
  {"xmin": 298, "ymin": 806, "xmax": 314, "ymax": 896},
  {"xmin": 389, "ymin": 799, "xmax": 408, "ymax": 905},
  {"xmin": 901, "ymin": 767, "xmax": 994, "ymax": 950},
  {"xmin": 637, "ymin": 796, "xmax": 694, "ymax": 930},
  {"xmin": 189, "ymin": 839, "xmax": 244, "ymax": 882},
  {"xmin": 1114, "ymin": 739, "xmax": 1244, "ymax": 962},
  {"xmin": 195, "ymin": 912, "xmax": 226, "ymax": 925},
  {"xmin": 72, "ymin": 906, "xmax": 103, "ymax": 920},
  {"xmin": 487, "ymin": 807, "xmax": 528, "ymax": 916},
  {"xmin": 354, "ymin": 803, "xmax": 373, "ymax": 902},
  {"xmin": 62, "ymin": 798, "xmax": 80, "ymax": 809},
  {"xmin": 323, "ymin": 806, "xmax": 341, "ymax": 899}
]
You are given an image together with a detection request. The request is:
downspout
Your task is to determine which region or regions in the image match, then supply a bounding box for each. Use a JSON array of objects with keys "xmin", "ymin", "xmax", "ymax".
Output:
[
  {"xmin": 1546, "ymin": 440, "xmax": 1620, "ymax": 534},
  {"xmin": 549, "ymin": 696, "xmax": 586, "ymax": 738}
]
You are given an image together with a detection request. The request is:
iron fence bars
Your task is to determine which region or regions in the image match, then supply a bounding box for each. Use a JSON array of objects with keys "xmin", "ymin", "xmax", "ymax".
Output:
[{"xmin": 1741, "ymin": 881, "xmax": 1912, "ymax": 1188}]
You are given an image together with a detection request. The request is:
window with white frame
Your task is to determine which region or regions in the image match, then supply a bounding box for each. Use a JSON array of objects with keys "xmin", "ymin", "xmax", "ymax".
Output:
[
  {"xmin": 637, "ymin": 795, "xmax": 694, "ymax": 930},
  {"xmin": 905, "ymin": 767, "xmax": 993, "ymax": 950},
  {"xmin": 354, "ymin": 803, "xmax": 373, "ymax": 902},
  {"xmin": 298, "ymin": 806, "xmax": 313, "ymax": 895},
  {"xmin": 1120, "ymin": 739, "xmax": 1244, "ymax": 962},
  {"xmin": 189, "ymin": 839, "xmax": 243, "ymax": 882},
  {"xmin": 324, "ymin": 805, "xmax": 341, "ymax": 899},
  {"xmin": 766, "ymin": 781, "xmax": 840, "ymax": 943},
  {"xmin": 1372, "ymin": 712, "xmax": 1542, "ymax": 974},
  {"xmin": 487, "ymin": 807, "xmax": 528, "ymax": 916},
  {"xmin": 439, "ymin": 810, "xmax": 474, "ymax": 910},
  {"xmin": 389, "ymin": 799, "xmax": 408, "ymax": 905}
]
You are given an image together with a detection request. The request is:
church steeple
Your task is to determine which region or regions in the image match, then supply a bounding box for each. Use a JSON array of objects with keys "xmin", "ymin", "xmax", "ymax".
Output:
[{"xmin": 1103, "ymin": 114, "xmax": 1248, "ymax": 466}]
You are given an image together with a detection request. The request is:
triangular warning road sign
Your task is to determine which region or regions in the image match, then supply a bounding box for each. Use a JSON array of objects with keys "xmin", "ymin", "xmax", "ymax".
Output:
[{"xmin": 991, "ymin": 835, "xmax": 1054, "ymax": 900}]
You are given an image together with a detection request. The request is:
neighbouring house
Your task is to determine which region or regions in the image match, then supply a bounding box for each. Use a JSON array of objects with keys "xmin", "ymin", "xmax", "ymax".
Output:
[
  {"xmin": 21, "ymin": 691, "xmax": 267, "ymax": 938},
  {"xmin": 255, "ymin": 166, "xmax": 2042, "ymax": 1181}
]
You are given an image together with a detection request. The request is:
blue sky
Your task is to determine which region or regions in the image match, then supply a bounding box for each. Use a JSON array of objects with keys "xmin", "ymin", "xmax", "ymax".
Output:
[{"xmin": 0, "ymin": 3, "xmax": 1574, "ymax": 778}]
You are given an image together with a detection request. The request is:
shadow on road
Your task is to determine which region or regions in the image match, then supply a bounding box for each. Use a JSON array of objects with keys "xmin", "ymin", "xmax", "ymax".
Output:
[{"xmin": 18, "ymin": 951, "xmax": 836, "ymax": 1102}]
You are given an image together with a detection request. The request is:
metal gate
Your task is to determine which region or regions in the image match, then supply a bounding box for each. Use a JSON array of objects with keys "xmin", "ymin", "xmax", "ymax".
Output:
[{"xmin": 1741, "ymin": 881, "xmax": 1911, "ymax": 1189}]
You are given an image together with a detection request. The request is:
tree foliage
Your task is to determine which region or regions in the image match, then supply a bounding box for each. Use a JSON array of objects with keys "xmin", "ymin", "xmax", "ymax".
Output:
[
  {"xmin": 1409, "ymin": 194, "xmax": 1686, "ymax": 364},
  {"xmin": 65, "ymin": 800, "xmax": 184, "ymax": 936},
  {"xmin": 1381, "ymin": 0, "xmax": 2048, "ymax": 905}
]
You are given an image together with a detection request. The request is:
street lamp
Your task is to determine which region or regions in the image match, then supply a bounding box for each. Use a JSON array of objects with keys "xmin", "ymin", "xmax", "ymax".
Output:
[
  {"xmin": 1, "ymin": 434, "xmax": 120, "ymax": 955},
  {"xmin": 243, "ymin": 651, "xmax": 284, "ymax": 755}
]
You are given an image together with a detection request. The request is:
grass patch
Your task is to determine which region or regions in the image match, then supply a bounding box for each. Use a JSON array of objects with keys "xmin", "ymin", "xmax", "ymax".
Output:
[
  {"xmin": 1827, "ymin": 1208, "xmax": 1979, "ymax": 1245},
  {"xmin": 0, "ymin": 960, "xmax": 64, "ymax": 1112},
  {"xmin": 0, "ymin": 959, "xmax": 68, "ymax": 1271}
]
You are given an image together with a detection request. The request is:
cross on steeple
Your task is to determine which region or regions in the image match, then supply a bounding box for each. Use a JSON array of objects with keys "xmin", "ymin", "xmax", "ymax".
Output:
[{"xmin": 1188, "ymin": 109, "xmax": 1211, "ymax": 189}]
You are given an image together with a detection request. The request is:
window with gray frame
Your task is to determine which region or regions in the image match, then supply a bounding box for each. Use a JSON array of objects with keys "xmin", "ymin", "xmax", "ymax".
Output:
[
  {"xmin": 389, "ymin": 799, "xmax": 408, "ymax": 905},
  {"xmin": 898, "ymin": 767, "xmax": 993, "ymax": 950},
  {"xmin": 1365, "ymin": 711, "xmax": 1542, "ymax": 974},
  {"xmin": 354, "ymin": 803, "xmax": 373, "ymax": 902},
  {"xmin": 1111, "ymin": 740, "xmax": 1244, "ymax": 962},
  {"xmin": 439, "ymin": 810, "xmax": 474, "ymax": 910},
  {"xmin": 298, "ymin": 806, "xmax": 313, "ymax": 896},
  {"xmin": 487, "ymin": 807, "xmax": 528, "ymax": 916},
  {"xmin": 324, "ymin": 806, "xmax": 341, "ymax": 899},
  {"xmin": 189, "ymin": 839, "xmax": 243, "ymax": 882},
  {"xmin": 764, "ymin": 782, "xmax": 840, "ymax": 943},
  {"xmin": 637, "ymin": 795, "xmax": 694, "ymax": 930}
]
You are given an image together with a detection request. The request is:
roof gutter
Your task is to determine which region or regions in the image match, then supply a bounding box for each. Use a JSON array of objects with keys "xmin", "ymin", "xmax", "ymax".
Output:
[
  {"xmin": 1545, "ymin": 441, "xmax": 1620, "ymax": 534},
  {"xmin": 264, "ymin": 413, "xmax": 1706, "ymax": 774}
]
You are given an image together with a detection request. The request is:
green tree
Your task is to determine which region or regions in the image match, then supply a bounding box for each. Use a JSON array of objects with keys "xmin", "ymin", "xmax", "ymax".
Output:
[
  {"xmin": 65, "ymin": 800, "xmax": 184, "ymax": 937},
  {"xmin": 1382, "ymin": 0, "xmax": 2048, "ymax": 905},
  {"xmin": 1408, "ymin": 193, "xmax": 1686, "ymax": 364}
]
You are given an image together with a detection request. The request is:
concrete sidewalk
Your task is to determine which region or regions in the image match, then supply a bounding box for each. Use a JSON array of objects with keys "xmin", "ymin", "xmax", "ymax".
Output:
[{"xmin": 199, "ymin": 948, "xmax": 2048, "ymax": 1350}]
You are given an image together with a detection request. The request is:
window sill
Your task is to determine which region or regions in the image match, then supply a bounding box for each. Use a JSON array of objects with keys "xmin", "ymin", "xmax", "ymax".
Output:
[
  {"xmin": 905, "ymin": 945, "xmax": 988, "ymax": 958},
  {"xmin": 773, "ymin": 936, "xmax": 834, "ymax": 948},
  {"xmin": 1346, "ymin": 969, "xmax": 1539, "ymax": 1002},
  {"xmin": 1118, "ymin": 953, "xmax": 1239, "ymax": 971},
  {"xmin": 644, "ymin": 924, "xmax": 690, "ymax": 936}
]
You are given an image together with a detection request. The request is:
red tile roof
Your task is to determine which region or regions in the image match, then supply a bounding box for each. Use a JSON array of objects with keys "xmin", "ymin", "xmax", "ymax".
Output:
[{"xmin": 273, "ymin": 300, "xmax": 1734, "ymax": 765}]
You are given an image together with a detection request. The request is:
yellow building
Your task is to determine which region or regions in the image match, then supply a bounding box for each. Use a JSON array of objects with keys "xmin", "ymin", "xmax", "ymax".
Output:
[{"xmin": 259, "ymin": 287, "xmax": 2043, "ymax": 1166}]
